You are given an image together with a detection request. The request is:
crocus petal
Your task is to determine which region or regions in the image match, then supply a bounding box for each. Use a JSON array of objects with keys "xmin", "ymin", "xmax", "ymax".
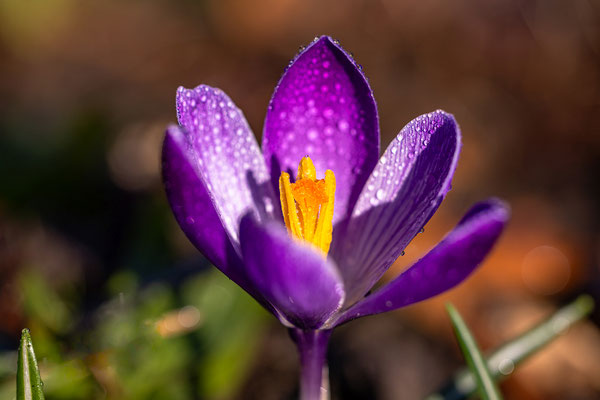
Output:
[
  {"xmin": 162, "ymin": 126, "xmax": 257, "ymax": 296},
  {"xmin": 263, "ymin": 36, "xmax": 379, "ymax": 224},
  {"xmin": 176, "ymin": 85, "xmax": 277, "ymax": 245},
  {"xmin": 240, "ymin": 214, "xmax": 345, "ymax": 329},
  {"xmin": 335, "ymin": 199, "xmax": 510, "ymax": 325},
  {"xmin": 332, "ymin": 110, "xmax": 460, "ymax": 304}
]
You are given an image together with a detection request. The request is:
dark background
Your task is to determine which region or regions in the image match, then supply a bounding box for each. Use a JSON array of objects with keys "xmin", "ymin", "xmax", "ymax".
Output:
[{"xmin": 1, "ymin": 0, "xmax": 599, "ymax": 399}]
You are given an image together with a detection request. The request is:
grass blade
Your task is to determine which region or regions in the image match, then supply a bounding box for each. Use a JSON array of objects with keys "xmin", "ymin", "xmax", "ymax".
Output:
[
  {"xmin": 446, "ymin": 303, "xmax": 502, "ymax": 400},
  {"xmin": 17, "ymin": 329, "xmax": 45, "ymax": 400},
  {"xmin": 428, "ymin": 295, "xmax": 594, "ymax": 400}
]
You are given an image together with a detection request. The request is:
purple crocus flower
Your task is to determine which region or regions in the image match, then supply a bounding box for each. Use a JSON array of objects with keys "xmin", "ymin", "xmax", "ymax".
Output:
[{"xmin": 162, "ymin": 36, "xmax": 509, "ymax": 400}]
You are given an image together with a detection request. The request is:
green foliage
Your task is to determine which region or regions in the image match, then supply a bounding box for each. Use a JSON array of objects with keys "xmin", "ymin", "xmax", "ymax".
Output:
[
  {"xmin": 446, "ymin": 304, "xmax": 502, "ymax": 400},
  {"xmin": 183, "ymin": 272, "xmax": 269, "ymax": 398},
  {"xmin": 2, "ymin": 269, "xmax": 269, "ymax": 400},
  {"xmin": 17, "ymin": 329, "xmax": 45, "ymax": 400},
  {"xmin": 428, "ymin": 295, "xmax": 595, "ymax": 400}
]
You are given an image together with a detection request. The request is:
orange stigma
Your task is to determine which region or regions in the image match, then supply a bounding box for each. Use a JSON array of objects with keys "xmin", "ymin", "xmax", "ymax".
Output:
[{"xmin": 279, "ymin": 157, "xmax": 336, "ymax": 254}]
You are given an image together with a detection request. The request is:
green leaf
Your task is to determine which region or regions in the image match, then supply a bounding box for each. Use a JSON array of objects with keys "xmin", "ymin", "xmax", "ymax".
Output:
[
  {"xmin": 427, "ymin": 295, "xmax": 594, "ymax": 400},
  {"xmin": 446, "ymin": 303, "xmax": 502, "ymax": 400},
  {"xmin": 17, "ymin": 329, "xmax": 45, "ymax": 400}
]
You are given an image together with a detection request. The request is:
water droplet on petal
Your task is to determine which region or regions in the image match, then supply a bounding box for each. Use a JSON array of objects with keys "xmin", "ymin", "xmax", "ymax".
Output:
[
  {"xmin": 264, "ymin": 198, "xmax": 274, "ymax": 213},
  {"xmin": 338, "ymin": 119, "xmax": 349, "ymax": 132}
]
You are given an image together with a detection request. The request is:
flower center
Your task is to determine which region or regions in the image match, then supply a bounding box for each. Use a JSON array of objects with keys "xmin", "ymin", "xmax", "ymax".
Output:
[{"xmin": 279, "ymin": 157, "xmax": 336, "ymax": 254}]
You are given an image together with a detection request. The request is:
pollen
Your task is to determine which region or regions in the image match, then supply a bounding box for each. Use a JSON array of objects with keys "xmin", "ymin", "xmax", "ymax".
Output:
[{"xmin": 279, "ymin": 157, "xmax": 336, "ymax": 255}]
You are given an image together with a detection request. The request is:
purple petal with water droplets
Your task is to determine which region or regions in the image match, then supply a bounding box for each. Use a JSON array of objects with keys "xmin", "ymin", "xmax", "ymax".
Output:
[
  {"xmin": 335, "ymin": 199, "xmax": 510, "ymax": 325},
  {"xmin": 263, "ymin": 36, "xmax": 379, "ymax": 224},
  {"xmin": 332, "ymin": 110, "xmax": 460, "ymax": 304},
  {"xmin": 176, "ymin": 85, "xmax": 277, "ymax": 244},
  {"xmin": 240, "ymin": 214, "xmax": 345, "ymax": 329},
  {"xmin": 162, "ymin": 125, "xmax": 269, "ymax": 306}
]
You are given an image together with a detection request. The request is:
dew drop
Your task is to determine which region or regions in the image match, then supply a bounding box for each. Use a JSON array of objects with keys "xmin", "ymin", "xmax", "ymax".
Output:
[
  {"xmin": 498, "ymin": 359, "xmax": 515, "ymax": 375},
  {"xmin": 338, "ymin": 119, "xmax": 349, "ymax": 131},
  {"xmin": 264, "ymin": 198, "xmax": 274, "ymax": 214},
  {"xmin": 376, "ymin": 189, "xmax": 385, "ymax": 200}
]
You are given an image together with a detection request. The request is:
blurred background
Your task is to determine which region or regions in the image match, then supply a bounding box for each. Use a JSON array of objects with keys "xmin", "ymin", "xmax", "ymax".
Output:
[{"xmin": 1, "ymin": 0, "xmax": 599, "ymax": 399}]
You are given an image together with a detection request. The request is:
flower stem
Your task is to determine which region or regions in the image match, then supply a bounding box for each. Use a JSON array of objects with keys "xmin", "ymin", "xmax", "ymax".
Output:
[{"xmin": 290, "ymin": 328, "xmax": 332, "ymax": 400}]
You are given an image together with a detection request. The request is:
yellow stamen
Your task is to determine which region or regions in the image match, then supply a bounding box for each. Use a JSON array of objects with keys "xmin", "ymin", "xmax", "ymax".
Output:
[{"xmin": 279, "ymin": 157, "xmax": 336, "ymax": 255}]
